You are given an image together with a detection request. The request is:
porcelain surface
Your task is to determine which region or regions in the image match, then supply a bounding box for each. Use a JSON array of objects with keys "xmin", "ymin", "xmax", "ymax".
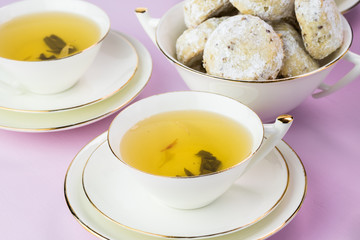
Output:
[
  {"xmin": 65, "ymin": 132, "xmax": 307, "ymax": 240},
  {"xmin": 0, "ymin": 31, "xmax": 151, "ymax": 132},
  {"xmin": 336, "ymin": 0, "xmax": 360, "ymax": 13},
  {"xmin": 107, "ymin": 91, "xmax": 292, "ymax": 209},
  {"xmin": 0, "ymin": 0, "xmax": 110, "ymax": 94},
  {"xmin": 136, "ymin": 2, "xmax": 360, "ymax": 122},
  {"xmin": 82, "ymin": 140, "xmax": 289, "ymax": 238},
  {"xmin": 0, "ymin": 32, "xmax": 138, "ymax": 112}
]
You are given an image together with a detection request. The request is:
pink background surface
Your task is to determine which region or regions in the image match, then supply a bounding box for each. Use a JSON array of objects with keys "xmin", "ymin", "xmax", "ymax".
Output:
[{"xmin": 0, "ymin": 0, "xmax": 360, "ymax": 239}]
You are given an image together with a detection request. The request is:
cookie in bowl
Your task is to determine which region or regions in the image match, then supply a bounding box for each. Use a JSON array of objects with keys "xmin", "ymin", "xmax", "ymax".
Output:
[
  {"xmin": 176, "ymin": 17, "xmax": 228, "ymax": 68},
  {"xmin": 229, "ymin": 0, "xmax": 295, "ymax": 21},
  {"xmin": 295, "ymin": 0, "xmax": 344, "ymax": 59},
  {"xmin": 183, "ymin": 0, "xmax": 237, "ymax": 28},
  {"xmin": 203, "ymin": 15, "xmax": 284, "ymax": 80},
  {"xmin": 273, "ymin": 22, "xmax": 319, "ymax": 78}
]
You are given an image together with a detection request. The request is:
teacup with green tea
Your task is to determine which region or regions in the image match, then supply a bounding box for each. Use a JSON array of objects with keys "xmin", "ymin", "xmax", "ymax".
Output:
[
  {"xmin": 108, "ymin": 91, "xmax": 293, "ymax": 209},
  {"xmin": 0, "ymin": 0, "xmax": 110, "ymax": 94}
]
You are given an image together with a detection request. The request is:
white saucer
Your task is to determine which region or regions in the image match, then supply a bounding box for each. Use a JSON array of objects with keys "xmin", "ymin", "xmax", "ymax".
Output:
[
  {"xmin": 82, "ymin": 140, "xmax": 289, "ymax": 238},
  {"xmin": 0, "ymin": 31, "xmax": 151, "ymax": 132},
  {"xmin": 336, "ymin": 0, "xmax": 360, "ymax": 13},
  {"xmin": 65, "ymin": 132, "xmax": 307, "ymax": 240},
  {"xmin": 0, "ymin": 31, "xmax": 138, "ymax": 112}
]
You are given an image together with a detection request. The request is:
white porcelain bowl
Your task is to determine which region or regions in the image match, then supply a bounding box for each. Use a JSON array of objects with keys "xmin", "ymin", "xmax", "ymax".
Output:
[{"xmin": 136, "ymin": 2, "xmax": 360, "ymax": 122}]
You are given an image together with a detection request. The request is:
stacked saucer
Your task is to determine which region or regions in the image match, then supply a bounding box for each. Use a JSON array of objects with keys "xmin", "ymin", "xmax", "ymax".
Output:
[
  {"xmin": 0, "ymin": 31, "xmax": 152, "ymax": 132},
  {"xmin": 65, "ymin": 132, "xmax": 307, "ymax": 240}
]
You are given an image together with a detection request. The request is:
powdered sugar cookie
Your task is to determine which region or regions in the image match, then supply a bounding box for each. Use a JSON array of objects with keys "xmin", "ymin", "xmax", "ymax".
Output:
[
  {"xmin": 203, "ymin": 15, "xmax": 284, "ymax": 80},
  {"xmin": 273, "ymin": 22, "xmax": 319, "ymax": 77},
  {"xmin": 295, "ymin": 0, "xmax": 343, "ymax": 59},
  {"xmin": 184, "ymin": 0, "xmax": 237, "ymax": 28},
  {"xmin": 229, "ymin": 0, "xmax": 295, "ymax": 21},
  {"xmin": 176, "ymin": 17, "xmax": 228, "ymax": 67}
]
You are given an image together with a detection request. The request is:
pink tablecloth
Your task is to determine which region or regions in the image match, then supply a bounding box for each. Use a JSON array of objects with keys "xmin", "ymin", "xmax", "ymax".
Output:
[{"xmin": 0, "ymin": 0, "xmax": 359, "ymax": 239}]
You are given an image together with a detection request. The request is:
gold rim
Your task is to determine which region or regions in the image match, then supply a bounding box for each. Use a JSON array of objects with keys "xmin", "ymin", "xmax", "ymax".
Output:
[
  {"xmin": 0, "ymin": 32, "xmax": 152, "ymax": 132},
  {"xmin": 64, "ymin": 135, "xmax": 306, "ymax": 240},
  {"xmin": 81, "ymin": 140, "xmax": 290, "ymax": 239},
  {"xmin": 277, "ymin": 115, "xmax": 294, "ymax": 124},
  {"xmin": 64, "ymin": 132, "xmax": 111, "ymax": 240},
  {"xmin": 155, "ymin": 12, "xmax": 352, "ymax": 84},
  {"xmin": 341, "ymin": 0, "xmax": 360, "ymax": 14},
  {"xmin": 0, "ymin": 78, "xmax": 149, "ymax": 132},
  {"xmin": 257, "ymin": 140, "xmax": 307, "ymax": 240},
  {"xmin": 135, "ymin": 7, "xmax": 147, "ymax": 13},
  {"xmin": 0, "ymin": 75, "xmax": 148, "ymax": 132},
  {"xmin": 0, "ymin": 33, "xmax": 139, "ymax": 113}
]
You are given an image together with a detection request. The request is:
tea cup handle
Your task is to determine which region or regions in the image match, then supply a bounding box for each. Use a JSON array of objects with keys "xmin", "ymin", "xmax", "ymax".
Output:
[
  {"xmin": 313, "ymin": 50, "xmax": 360, "ymax": 98},
  {"xmin": 135, "ymin": 8, "xmax": 160, "ymax": 45},
  {"xmin": 241, "ymin": 115, "xmax": 293, "ymax": 175}
]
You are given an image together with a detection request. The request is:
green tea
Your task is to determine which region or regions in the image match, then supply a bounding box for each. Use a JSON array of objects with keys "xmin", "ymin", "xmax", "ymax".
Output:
[
  {"xmin": 120, "ymin": 110, "xmax": 253, "ymax": 177},
  {"xmin": 0, "ymin": 12, "xmax": 101, "ymax": 61}
]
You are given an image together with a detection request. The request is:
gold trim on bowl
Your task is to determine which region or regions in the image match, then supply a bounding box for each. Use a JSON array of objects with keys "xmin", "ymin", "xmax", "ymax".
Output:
[
  {"xmin": 154, "ymin": 1, "xmax": 353, "ymax": 84},
  {"xmin": 340, "ymin": 0, "xmax": 360, "ymax": 14}
]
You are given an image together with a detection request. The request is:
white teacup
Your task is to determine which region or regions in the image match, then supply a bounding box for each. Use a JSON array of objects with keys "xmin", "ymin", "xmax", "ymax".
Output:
[
  {"xmin": 108, "ymin": 91, "xmax": 293, "ymax": 209},
  {"xmin": 135, "ymin": 3, "xmax": 360, "ymax": 122},
  {"xmin": 0, "ymin": 0, "xmax": 110, "ymax": 95}
]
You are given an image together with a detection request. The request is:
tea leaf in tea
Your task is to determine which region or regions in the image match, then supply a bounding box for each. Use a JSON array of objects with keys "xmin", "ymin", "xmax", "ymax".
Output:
[
  {"xmin": 161, "ymin": 139, "xmax": 178, "ymax": 152},
  {"xmin": 44, "ymin": 34, "xmax": 67, "ymax": 54},
  {"xmin": 120, "ymin": 110, "xmax": 252, "ymax": 177},
  {"xmin": 39, "ymin": 34, "xmax": 77, "ymax": 60},
  {"xmin": 196, "ymin": 150, "xmax": 221, "ymax": 175},
  {"xmin": 59, "ymin": 45, "xmax": 77, "ymax": 58},
  {"xmin": 39, "ymin": 53, "xmax": 56, "ymax": 60},
  {"xmin": 159, "ymin": 150, "xmax": 175, "ymax": 168},
  {"xmin": 0, "ymin": 12, "xmax": 100, "ymax": 61},
  {"xmin": 159, "ymin": 139, "xmax": 178, "ymax": 168},
  {"xmin": 184, "ymin": 168, "xmax": 194, "ymax": 176}
]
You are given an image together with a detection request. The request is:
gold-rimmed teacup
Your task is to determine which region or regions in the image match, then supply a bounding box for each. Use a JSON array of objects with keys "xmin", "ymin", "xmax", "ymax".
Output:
[
  {"xmin": 0, "ymin": 0, "xmax": 110, "ymax": 95},
  {"xmin": 107, "ymin": 91, "xmax": 293, "ymax": 209}
]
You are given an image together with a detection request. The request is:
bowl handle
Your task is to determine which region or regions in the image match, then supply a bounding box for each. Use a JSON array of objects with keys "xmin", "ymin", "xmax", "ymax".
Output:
[
  {"xmin": 313, "ymin": 50, "xmax": 360, "ymax": 98},
  {"xmin": 241, "ymin": 115, "xmax": 293, "ymax": 176},
  {"xmin": 135, "ymin": 8, "xmax": 160, "ymax": 45}
]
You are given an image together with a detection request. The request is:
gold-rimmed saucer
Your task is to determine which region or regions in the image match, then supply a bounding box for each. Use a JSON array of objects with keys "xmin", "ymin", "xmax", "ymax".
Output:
[
  {"xmin": 0, "ymin": 31, "xmax": 151, "ymax": 132},
  {"xmin": 64, "ymin": 131, "xmax": 307, "ymax": 240},
  {"xmin": 0, "ymin": 30, "xmax": 138, "ymax": 113},
  {"xmin": 81, "ymin": 140, "xmax": 289, "ymax": 238}
]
